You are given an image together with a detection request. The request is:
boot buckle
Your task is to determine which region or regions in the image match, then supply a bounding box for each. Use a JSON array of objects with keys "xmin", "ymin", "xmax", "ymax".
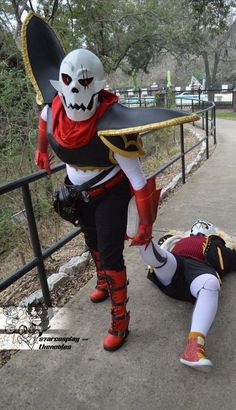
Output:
[
  {"xmin": 81, "ymin": 190, "xmax": 90, "ymax": 202},
  {"xmin": 108, "ymin": 329, "xmax": 127, "ymax": 337},
  {"xmin": 117, "ymin": 330, "xmax": 126, "ymax": 337},
  {"xmin": 110, "ymin": 297, "xmax": 129, "ymax": 306}
]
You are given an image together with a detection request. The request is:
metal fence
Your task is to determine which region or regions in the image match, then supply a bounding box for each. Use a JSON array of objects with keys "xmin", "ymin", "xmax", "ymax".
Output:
[
  {"xmin": 118, "ymin": 88, "xmax": 235, "ymax": 110},
  {"xmin": 0, "ymin": 100, "xmax": 216, "ymax": 307}
]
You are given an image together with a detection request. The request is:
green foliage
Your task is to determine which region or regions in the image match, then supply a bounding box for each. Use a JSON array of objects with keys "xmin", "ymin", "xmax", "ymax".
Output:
[
  {"xmin": 166, "ymin": 87, "xmax": 176, "ymax": 109},
  {"xmin": 141, "ymin": 127, "xmax": 180, "ymax": 176},
  {"xmin": 216, "ymin": 109, "xmax": 236, "ymax": 120},
  {"xmin": 0, "ymin": 205, "xmax": 18, "ymax": 255},
  {"xmin": 54, "ymin": 0, "xmax": 160, "ymax": 74},
  {"xmin": 0, "ymin": 61, "xmax": 37, "ymax": 151},
  {"xmin": 187, "ymin": 0, "xmax": 236, "ymax": 88},
  {"xmin": 0, "ymin": 60, "xmax": 64, "ymax": 254},
  {"xmin": 190, "ymin": 0, "xmax": 236, "ymax": 36},
  {"xmin": 130, "ymin": 70, "xmax": 140, "ymax": 91},
  {"xmin": 1, "ymin": 0, "xmax": 236, "ymax": 85},
  {"xmin": 154, "ymin": 92, "xmax": 165, "ymax": 107}
]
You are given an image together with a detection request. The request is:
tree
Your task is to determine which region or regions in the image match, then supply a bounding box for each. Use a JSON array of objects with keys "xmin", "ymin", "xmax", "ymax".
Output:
[
  {"xmin": 0, "ymin": 0, "xmax": 60, "ymax": 64},
  {"xmin": 136, "ymin": 0, "xmax": 236, "ymax": 89},
  {"xmin": 188, "ymin": 0, "xmax": 236, "ymax": 89},
  {"xmin": 52, "ymin": 0, "xmax": 164, "ymax": 74},
  {"xmin": 0, "ymin": 0, "xmax": 236, "ymax": 86},
  {"xmin": 0, "ymin": 0, "xmax": 180, "ymax": 75}
]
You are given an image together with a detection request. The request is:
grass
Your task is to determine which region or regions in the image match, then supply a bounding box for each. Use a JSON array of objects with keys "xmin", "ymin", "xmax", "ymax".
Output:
[{"xmin": 216, "ymin": 109, "xmax": 236, "ymax": 121}]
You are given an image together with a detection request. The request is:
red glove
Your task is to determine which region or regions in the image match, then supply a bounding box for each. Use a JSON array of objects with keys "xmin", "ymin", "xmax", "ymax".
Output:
[
  {"xmin": 35, "ymin": 117, "xmax": 52, "ymax": 174},
  {"xmin": 35, "ymin": 149, "xmax": 51, "ymax": 174},
  {"xmin": 131, "ymin": 177, "xmax": 161, "ymax": 246}
]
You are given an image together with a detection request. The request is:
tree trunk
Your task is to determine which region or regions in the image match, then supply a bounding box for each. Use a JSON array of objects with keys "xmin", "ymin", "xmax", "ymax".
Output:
[{"xmin": 202, "ymin": 51, "xmax": 211, "ymax": 89}]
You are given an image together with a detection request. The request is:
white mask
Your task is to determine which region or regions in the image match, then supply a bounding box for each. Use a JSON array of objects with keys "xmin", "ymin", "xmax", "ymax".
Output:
[
  {"xmin": 50, "ymin": 49, "xmax": 106, "ymax": 121},
  {"xmin": 190, "ymin": 220, "xmax": 216, "ymax": 236}
]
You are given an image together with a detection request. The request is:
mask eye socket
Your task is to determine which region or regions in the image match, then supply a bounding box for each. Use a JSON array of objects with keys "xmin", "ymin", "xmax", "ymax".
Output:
[
  {"xmin": 61, "ymin": 73, "xmax": 72, "ymax": 85},
  {"xmin": 79, "ymin": 77, "xmax": 93, "ymax": 87}
]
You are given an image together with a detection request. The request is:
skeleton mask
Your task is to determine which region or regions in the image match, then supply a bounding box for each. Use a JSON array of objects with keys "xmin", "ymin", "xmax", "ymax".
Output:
[{"xmin": 50, "ymin": 49, "xmax": 106, "ymax": 121}]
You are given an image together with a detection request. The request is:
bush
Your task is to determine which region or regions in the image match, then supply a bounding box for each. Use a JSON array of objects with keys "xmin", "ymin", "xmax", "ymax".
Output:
[
  {"xmin": 0, "ymin": 62, "xmax": 66, "ymax": 254},
  {"xmin": 0, "ymin": 61, "xmax": 39, "ymax": 179}
]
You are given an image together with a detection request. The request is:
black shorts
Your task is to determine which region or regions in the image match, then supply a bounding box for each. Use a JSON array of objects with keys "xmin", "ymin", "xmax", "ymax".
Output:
[
  {"xmin": 182, "ymin": 257, "xmax": 217, "ymax": 286},
  {"xmin": 147, "ymin": 256, "xmax": 218, "ymax": 304}
]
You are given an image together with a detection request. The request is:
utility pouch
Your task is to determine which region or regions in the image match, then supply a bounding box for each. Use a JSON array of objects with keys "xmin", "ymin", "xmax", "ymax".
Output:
[
  {"xmin": 53, "ymin": 184, "xmax": 80, "ymax": 226},
  {"xmin": 53, "ymin": 168, "xmax": 114, "ymax": 225}
]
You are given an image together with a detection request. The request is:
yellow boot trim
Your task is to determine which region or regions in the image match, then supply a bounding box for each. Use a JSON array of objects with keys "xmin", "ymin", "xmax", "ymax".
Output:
[
  {"xmin": 188, "ymin": 331, "xmax": 206, "ymax": 340},
  {"xmin": 188, "ymin": 332, "xmax": 206, "ymax": 358}
]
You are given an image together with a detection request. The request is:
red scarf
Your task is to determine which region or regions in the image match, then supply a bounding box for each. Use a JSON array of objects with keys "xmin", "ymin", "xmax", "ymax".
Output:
[{"xmin": 51, "ymin": 90, "xmax": 118, "ymax": 148}]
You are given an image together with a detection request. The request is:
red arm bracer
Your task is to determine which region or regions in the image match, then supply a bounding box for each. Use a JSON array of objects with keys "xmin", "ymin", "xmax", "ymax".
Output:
[{"xmin": 35, "ymin": 117, "xmax": 51, "ymax": 174}]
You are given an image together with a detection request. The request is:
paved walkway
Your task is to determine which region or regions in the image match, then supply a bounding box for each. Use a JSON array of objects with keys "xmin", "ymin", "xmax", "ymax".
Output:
[{"xmin": 1, "ymin": 119, "xmax": 236, "ymax": 410}]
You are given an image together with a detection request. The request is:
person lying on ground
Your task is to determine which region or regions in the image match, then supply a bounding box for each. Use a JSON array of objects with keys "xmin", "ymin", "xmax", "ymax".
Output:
[{"xmin": 137, "ymin": 219, "xmax": 236, "ymax": 372}]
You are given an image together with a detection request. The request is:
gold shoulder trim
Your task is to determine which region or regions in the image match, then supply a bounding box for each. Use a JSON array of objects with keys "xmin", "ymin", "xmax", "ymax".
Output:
[
  {"xmin": 215, "ymin": 270, "xmax": 222, "ymax": 286},
  {"xmin": 69, "ymin": 165, "xmax": 113, "ymax": 171},
  {"xmin": 109, "ymin": 150, "xmax": 118, "ymax": 164},
  {"xmin": 99, "ymin": 135, "xmax": 145, "ymax": 158},
  {"xmin": 21, "ymin": 12, "xmax": 44, "ymax": 105},
  {"xmin": 97, "ymin": 114, "xmax": 200, "ymax": 137},
  {"xmin": 202, "ymin": 236, "xmax": 209, "ymax": 254},
  {"xmin": 217, "ymin": 247, "xmax": 224, "ymax": 271}
]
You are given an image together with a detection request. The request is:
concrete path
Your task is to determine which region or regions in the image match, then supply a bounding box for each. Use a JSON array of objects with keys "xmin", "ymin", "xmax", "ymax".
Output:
[{"xmin": 1, "ymin": 119, "xmax": 236, "ymax": 410}]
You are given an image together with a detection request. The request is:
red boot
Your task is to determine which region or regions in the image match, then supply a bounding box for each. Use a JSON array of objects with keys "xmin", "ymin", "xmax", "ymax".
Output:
[
  {"xmin": 89, "ymin": 250, "xmax": 109, "ymax": 303},
  {"xmin": 103, "ymin": 269, "xmax": 130, "ymax": 351}
]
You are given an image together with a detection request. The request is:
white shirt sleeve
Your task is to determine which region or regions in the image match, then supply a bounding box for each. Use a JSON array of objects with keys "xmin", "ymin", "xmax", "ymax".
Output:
[
  {"xmin": 41, "ymin": 105, "xmax": 49, "ymax": 121},
  {"xmin": 114, "ymin": 153, "xmax": 146, "ymax": 190}
]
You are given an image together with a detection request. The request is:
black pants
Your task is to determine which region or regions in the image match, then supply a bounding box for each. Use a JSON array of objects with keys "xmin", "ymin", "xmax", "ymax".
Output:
[{"xmin": 75, "ymin": 177, "xmax": 132, "ymax": 271}]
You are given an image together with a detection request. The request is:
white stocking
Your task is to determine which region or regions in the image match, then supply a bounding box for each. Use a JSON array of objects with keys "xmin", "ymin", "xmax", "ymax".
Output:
[
  {"xmin": 139, "ymin": 240, "xmax": 177, "ymax": 286},
  {"xmin": 190, "ymin": 274, "xmax": 220, "ymax": 336}
]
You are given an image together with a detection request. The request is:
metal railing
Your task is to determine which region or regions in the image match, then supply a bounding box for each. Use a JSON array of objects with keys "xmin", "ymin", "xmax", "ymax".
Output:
[
  {"xmin": 117, "ymin": 87, "xmax": 235, "ymax": 110},
  {"xmin": 0, "ymin": 163, "xmax": 81, "ymax": 307},
  {"xmin": 0, "ymin": 100, "xmax": 216, "ymax": 307},
  {"xmin": 149, "ymin": 102, "xmax": 216, "ymax": 184}
]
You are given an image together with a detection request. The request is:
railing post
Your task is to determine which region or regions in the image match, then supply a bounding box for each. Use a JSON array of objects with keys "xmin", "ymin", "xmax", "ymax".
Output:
[
  {"xmin": 233, "ymin": 88, "xmax": 236, "ymax": 112},
  {"xmin": 213, "ymin": 105, "xmax": 216, "ymax": 144},
  {"xmin": 191, "ymin": 99, "xmax": 195, "ymax": 126},
  {"xmin": 202, "ymin": 111, "xmax": 205, "ymax": 130},
  {"xmin": 205, "ymin": 110, "xmax": 209, "ymax": 159},
  {"xmin": 138, "ymin": 88, "xmax": 142, "ymax": 107},
  {"xmin": 180, "ymin": 124, "xmax": 185, "ymax": 184},
  {"xmin": 22, "ymin": 184, "xmax": 52, "ymax": 307}
]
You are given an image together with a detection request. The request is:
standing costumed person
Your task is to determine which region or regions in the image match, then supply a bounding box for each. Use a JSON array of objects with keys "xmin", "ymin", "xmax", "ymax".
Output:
[{"xmin": 21, "ymin": 13, "xmax": 199, "ymax": 351}]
